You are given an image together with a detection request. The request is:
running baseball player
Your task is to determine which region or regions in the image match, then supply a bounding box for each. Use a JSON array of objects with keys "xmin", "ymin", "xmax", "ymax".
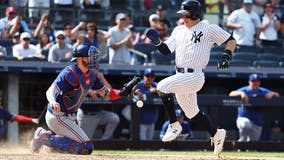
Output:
[
  {"xmin": 146, "ymin": 0, "xmax": 236, "ymax": 156},
  {"xmin": 30, "ymin": 44, "xmax": 140, "ymax": 154}
]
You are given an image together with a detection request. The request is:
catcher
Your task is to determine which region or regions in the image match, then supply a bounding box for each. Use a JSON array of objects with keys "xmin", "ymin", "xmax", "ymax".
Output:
[{"xmin": 30, "ymin": 44, "xmax": 140, "ymax": 154}]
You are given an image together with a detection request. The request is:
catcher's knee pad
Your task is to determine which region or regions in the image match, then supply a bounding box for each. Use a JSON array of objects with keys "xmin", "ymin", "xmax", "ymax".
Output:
[{"xmin": 81, "ymin": 141, "xmax": 94, "ymax": 155}]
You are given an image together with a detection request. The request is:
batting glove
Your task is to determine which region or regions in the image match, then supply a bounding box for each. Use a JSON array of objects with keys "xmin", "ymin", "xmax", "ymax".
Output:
[
  {"xmin": 146, "ymin": 28, "xmax": 161, "ymax": 46},
  {"xmin": 217, "ymin": 54, "xmax": 230, "ymax": 70}
]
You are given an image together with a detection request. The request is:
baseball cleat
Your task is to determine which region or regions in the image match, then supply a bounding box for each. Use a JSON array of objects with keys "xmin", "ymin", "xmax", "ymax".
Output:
[
  {"xmin": 211, "ymin": 129, "xmax": 226, "ymax": 156},
  {"xmin": 162, "ymin": 121, "xmax": 182, "ymax": 142},
  {"xmin": 30, "ymin": 127, "xmax": 47, "ymax": 153}
]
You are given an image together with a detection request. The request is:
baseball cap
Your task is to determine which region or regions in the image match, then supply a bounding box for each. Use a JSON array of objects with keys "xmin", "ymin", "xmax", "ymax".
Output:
[
  {"xmin": 55, "ymin": 30, "xmax": 65, "ymax": 38},
  {"xmin": 149, "ymin": 14, "xmax": 159, "ymax": 22},
  {"xmin": 20, "ymin": 32, "xmax": 31, "ymax": 40},
  {"xmin": 157, "ymin": 4, "xmax": 164, "ymax": 10},
  {"xmin": 175, "ymin": 109, "xmax": 185, "ymax": 117},
  {"xmin": 271, "ymin": 120, "xmax": 281, "ymax": 128},
  {"xmin": 243, "ymin": 0, "xmax": 253, "ymax": 4},
  {"xmin": 144, "ymin": 68, "xmax": 155, "ymax": 76},
  {"xmin": 248, "ymin": 74, "xmax": 260, "ymax": 81},
  {"xmin": 13, "ymin": 32, "xmax": 20, "ymax": 38},
  {"xmin": 116, "ymin": 13, "xmax": 126, "ymax": 20},
  {"xmin": 6, "ymin": 7, "xmax": 17, "ymax": 14}
]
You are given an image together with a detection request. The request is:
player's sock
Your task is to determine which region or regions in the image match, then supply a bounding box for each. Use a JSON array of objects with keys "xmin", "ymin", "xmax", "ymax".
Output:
[
  {"xmin": 158, "ymin": 91, "xmax": 177, "ymax": 123},
  {"xmin": 191, "ymin": 111, "xmax": 217, "ymax": 137}
]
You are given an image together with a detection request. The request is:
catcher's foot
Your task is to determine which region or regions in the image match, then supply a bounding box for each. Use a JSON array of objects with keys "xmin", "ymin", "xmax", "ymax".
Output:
[
  {"xmin": 30, "ymin": 127, "xmax": 45, "ymax": 153},
  {"xmin": 119, "ymin": 76, "xmax": 141, "ymax": 97},
  {"xmin": 162, "ymin": 121, "xmax": 182, "ymax": 142},
  {"xmin": 211, "ymin": 129, "xmax": 226, "ymax": 156}
]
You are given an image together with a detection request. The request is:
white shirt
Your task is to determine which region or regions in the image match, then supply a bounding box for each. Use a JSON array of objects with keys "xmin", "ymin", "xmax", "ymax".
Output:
[
  {"xmin": 227, "ymin": 8, "xmax": 261, "ymax": 46},
  {"xmin": 13, "ymin": 44, "xmax": 38, "ymax": 58},
  {"xmin": 259, "ymin": 14, "xmax": 278, "ymax": 41}
]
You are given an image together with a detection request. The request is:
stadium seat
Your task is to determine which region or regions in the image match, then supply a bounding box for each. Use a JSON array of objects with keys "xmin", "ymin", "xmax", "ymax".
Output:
[
  {"xmin": 210, "ymin": 51, "xmax": 223, "ymax": 60},
  {"xmin": 235, "ymin": 45, "xmax": 260, "ymax": 53},
  {"xmin": 233, "ymin": 52, "xmax": 257, "ymax": 61},
  {"xmin": 230, "ymin": 59, "xmax": 252, "ymax": 67},
  {"xmin": 256, "ymin": 53, "xmax": 281, "ymax": 61},
  {"xmin": 253, "ymin": 60, "xmax": 280, "ymax": 68},
  {"xmin": 151, "ymin": 50, "xmax": 175, "ymax": 65}
]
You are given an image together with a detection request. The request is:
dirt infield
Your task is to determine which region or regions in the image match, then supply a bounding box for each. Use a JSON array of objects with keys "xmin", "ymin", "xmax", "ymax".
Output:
[{"xmin": 0, "ymin": 148, "xmax": 283, "ymax": 160}]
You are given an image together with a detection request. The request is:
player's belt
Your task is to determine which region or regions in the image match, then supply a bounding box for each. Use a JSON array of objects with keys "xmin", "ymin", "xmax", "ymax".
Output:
[
  {"xmin": 175, "ymin": 66, "xmax": 194, "ymax": 73},
  {"xmin": 47, "ymin": 107, "xmax": 76, "ymax": 117}
]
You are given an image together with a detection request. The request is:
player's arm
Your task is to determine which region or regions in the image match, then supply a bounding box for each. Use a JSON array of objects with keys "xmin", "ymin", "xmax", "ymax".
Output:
[
  {"xmin": 145, "ymin": 29, "xmax": 171, "ymax": 55},
  {"xmin": 46, "ymin": 84, "xmax": 61, "ymax": 113},
  {"xmin": 13, "ymin": 115, "xmax": 39, "ymax": 124},
  {"xmin": 217, "ymin": 35, "xmax": 236, "ymax": 70}
]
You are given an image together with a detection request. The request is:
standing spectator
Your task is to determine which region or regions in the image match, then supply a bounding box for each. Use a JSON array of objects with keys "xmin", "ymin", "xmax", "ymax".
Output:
[
  {"xmin": 48, "ymin": 31, "xmax": 72, "ymax": 63},
  {"xmin": 0, "ymin": 100, "xmax": 39, "ymax": 140},
  {"xmin": 141, "ymin": 14, "xmax": 160, "ymax": 43},
  {"xmin": 259, "ymin": 2, "xmax": 281, "ymax": 47},
  {"xmin": 134, "ymin": 68, "xmax": 158, "ymax": 140},
  {"xmin": 226, "ymin": 0, "xmax": 262, "ymax": 47},
  {"xmin": 0, "ymin": 7, "xmax": 30, "ymax": 39},
  {"xmin": 107, "ymin": 13, "xmax": 133, "ymax": 65},
  {"xmin": 12, "ymin": 32, "xmax": 45, "ymax": 60},
  {"xmin": 33, "ymin": 13, "xmax": 55, "ymax": 43},
  {"xmin": 28, "ymin": 0, "xmax": 50, "ymax": 24},
  {"xmin": 35, "ymin": 32, "xmax": 53, "ymax": 58},
  {"xmin": 77, "ymin": 68, "xmax": 119, "ymax": 140},
  {"xmin": 229, "ymin": 73, "xmax": 280, "ymax": 142},
  {"xmin": 160, "ymin": 109, "xmax": 193, "ymax": 141},
  {"xmin": 156, "ymin": 4, "xmax": 171, "ymax": 28},
  {"xmin": 224, "ymin": 0, "xmax": 243, "ymax": 14}
]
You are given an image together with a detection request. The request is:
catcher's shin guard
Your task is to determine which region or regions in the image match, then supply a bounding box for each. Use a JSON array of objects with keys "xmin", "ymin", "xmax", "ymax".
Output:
[{"xmin": 119, "ymin": 76, "xmax": 141, "ymax": 97}]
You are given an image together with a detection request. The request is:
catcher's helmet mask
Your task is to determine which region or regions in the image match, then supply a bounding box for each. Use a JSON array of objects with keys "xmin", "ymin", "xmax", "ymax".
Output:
[{"xmin": 177, "ymin": 0, "xmax": 202, "ymax": 20}]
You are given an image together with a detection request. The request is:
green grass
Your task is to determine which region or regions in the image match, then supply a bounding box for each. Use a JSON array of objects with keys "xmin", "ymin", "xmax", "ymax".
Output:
[{"xmin": 93, "ymin": 150, "xmax": 284, "ymax": 158}]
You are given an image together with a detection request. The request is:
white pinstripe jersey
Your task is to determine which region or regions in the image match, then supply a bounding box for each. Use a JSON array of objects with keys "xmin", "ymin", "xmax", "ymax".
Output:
[{"xmin": 165, "ymin": 21, "xmax": 231, "ymax": 69}]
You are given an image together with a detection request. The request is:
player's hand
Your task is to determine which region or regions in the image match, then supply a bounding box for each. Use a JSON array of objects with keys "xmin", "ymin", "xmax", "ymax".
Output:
[
  {"xmin": 50, "ymin": 101, "xmax": 61, "ymax": 114},
  {"xmin": 32, "ymin": 118, "xmax": 39, "ymax": 124},
  {"xmin": 146, "ymin": 28, "xmax": 161, "ymax": 46},
  {"xmin": 217, "ymin": 54, "xmax": 230, "ymax": 70}
]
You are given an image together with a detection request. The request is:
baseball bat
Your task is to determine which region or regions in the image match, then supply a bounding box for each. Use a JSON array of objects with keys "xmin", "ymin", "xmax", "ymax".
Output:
[{"xmin": 38, "ymin": 106, "xmax": 47, "ymax": 124}]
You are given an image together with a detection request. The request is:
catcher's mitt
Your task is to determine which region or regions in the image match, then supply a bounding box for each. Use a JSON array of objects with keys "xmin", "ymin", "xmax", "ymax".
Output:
[{"xmin": 119, "ymin": 76, "xmax": 141, "ymax": 99}]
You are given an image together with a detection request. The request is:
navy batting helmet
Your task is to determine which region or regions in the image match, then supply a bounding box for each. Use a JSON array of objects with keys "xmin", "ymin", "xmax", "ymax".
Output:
[
  {"xmin": 177, "ymin": 0, "xmax": 202, "ymax": 20},
  {"xmin": 71, "ymin": 44, "xmax": 100, "ymax": 69}
]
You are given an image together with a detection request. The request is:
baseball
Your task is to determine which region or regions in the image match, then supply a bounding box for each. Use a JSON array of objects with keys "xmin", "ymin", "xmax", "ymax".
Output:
[{"xmin": 136, "ymin": 100, "xmax": 144, "ymax": 108}]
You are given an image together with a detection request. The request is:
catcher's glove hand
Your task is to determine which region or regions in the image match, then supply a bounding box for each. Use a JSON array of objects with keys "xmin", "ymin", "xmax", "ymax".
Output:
[{"xmin": 119, "ymin": 76, "xmax": 141, "ymax": 99}]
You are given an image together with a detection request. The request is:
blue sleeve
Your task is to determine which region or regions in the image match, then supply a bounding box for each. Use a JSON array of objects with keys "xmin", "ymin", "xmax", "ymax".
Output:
[
  {"xmin": 53, "ymin": 67, "xmax": 75, "ymax": 93},
  {"xmin": 20, "ymin": 21, "xmax": 30, "ymax": 33},
  {"xmin": 91, "ymin": 76, "xmax": 104, "ymax": 90},
  {"xmin": 0, "ymin": 108, "xmax": 14, "ymax": 121}
]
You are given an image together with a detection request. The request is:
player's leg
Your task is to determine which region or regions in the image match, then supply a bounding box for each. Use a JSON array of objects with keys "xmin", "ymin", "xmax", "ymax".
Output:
[
  {"xmin": 140, "ymin": 124, "xmax": 147, "ymax": 140},
  {"xmin": 77, "ymin": 108, "xmax": 98, "ymax": 139},
  {"xmin": 97, "ymin": 110, "xmax": 120, "ymax": 140},
  {"xmin": 147, "ymin": 123, "xmax": 155, "ymax": 140},
  {"xmin": 250, "ymin": 123, "xmax": 262, "ymax": 141}
]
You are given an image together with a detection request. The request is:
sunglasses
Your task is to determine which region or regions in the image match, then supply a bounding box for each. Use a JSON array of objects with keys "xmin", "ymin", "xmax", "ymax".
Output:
[
  {"xmin": 23, "ymin": 38, "xmax": 30, "ymax": 41},
  {"xmin": 120, "ymin": 18, "xmax": 126, "ymax": 21},
  {"xmin": 57, "ymin": 36, "xmax": 65, "ymax": 40}
]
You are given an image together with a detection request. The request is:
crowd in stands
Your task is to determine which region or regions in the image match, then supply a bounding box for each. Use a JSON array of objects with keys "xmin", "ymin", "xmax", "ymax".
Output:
[{"xmin": 0, "ymin": 0, "xmax": 284, "ymax": 67}]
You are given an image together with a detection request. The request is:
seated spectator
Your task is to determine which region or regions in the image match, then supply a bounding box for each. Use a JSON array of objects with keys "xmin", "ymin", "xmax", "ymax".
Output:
[
  {"xmin": 160, "ymin": 109, "xmax": 193, "ymax": 141},
  {"xmin": 48, "ymin": 31, "xmax": 72, "ymax": 63},
  {"xmin": 259, "ymin": 2, "xmax": 281, "ymax": 47},
  {"xmin": 157, "ymin": 21, "xmax": 169, "ymax": 42},
  {"xmin": 156, "ymin": 4, "xmax": 171, "ymax": 28},
  {"xmin": 12, "ymin": 32, "xmax": 21, "ymax": 45},
  {"xmin": 12, "ymin": 32, "xmax": 45, "ymax": 60},
  {"xmin": 36, "ymin": 32, "xmax": 53, "ymax": 58},
  {"xmin": 140, "ymin": 14, "xmax": 160, "ymax": 43},
  {"xmin": 0, "ymin": 7, "xmax": 30, "ymax": 39},
  {"xmin": 33, "ymin": 13, "xmax": 55, "ymax": 43}
]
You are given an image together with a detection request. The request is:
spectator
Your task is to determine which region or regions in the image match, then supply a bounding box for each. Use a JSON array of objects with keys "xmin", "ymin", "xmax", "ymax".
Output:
[
  {"xmin": 134, "ymin": 68, "xmax": 158, "ymax": 140},
  {"xmin": 259, "ymin": 2, "xmax": 281, "ymax": 47},
  {"xmin": 48, "ymin": 31, "xmax": 72, "ymax": 63},
  {"xmin": 157, "ymin": 21, "xmax": 169, "ymax": 42},
  {"xmin": 0, "ymin": 100, "xmax": 39, "ymax": 140},
  {"xmin": 156, "ymin": 4, "xmax": 171, "ymax": 28},
  {"xmin": 269, "ymin": 120, "xmax": 283, "ymax": 143},
  {"xmin": 226, "ymin": 0, "xmax": 262, "ymax": 48},
  {"xmin": 12, "ymin": 32, "xmax": 45, "ymax": 60},
  {"xmin": 141, "ymin": 13, "xmax": 160, "ymax": 43},
  {"xmin": 139, "ymin": 0, "xmax": 152, "ymax": 11},
  {"xmin": 33, "ymin": 13, "xmax": 55, "ymax": 43},
  {"xmin": 0, "ymin": 7, "xmax": 30, "ymax": 39},
  {"xmin": 77, "ymin": 68, "xmax": 119, "ymax": 140},
  {"xmin": 160, "ymin": 109, "xmax": 193, "ymax": 141},
  {"xmin": 224, "ymin": 0, "xmax": 243, "ymax": 14},
  {"xmin": 205, "ymin": 0, "xmax": 222, "ymax": 13},
  {"xmin": 28, "ymin": 0, "xmax": 50, "ymax": 24},
  {"xmin": 63, "ymin": 23, "xmax": 77, "ymax": 45},
  {"xmin": 107, "ymin": 13, "xmax": 133, "ymax": 65},
  {"xmin": 229, "ymin": 73, "xmax": 280, "ymax": 142},
  {"xmin": 36, "ymin": 32, "xmax": 53, "ymax": 58},
  {"xmin": 12, "ymin": 32, "xmax": 20, "ymax": 45}
]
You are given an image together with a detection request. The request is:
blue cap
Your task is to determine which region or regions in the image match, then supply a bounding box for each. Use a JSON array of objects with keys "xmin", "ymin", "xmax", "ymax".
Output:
[
  {"xmin": 249, "ymin": 74, "xmax": 260, "ymax": 81},
  {"xmin": 144, "ymin": 68, "xmax": 155, "ymax": 76},
  {"xmin": 175, "ymin": 109, "xmax": 184, "ymax": 117}
]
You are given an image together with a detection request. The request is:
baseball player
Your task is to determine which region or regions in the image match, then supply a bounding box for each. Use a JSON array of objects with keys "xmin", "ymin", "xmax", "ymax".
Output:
[
  {"xmin": 146, "ymin": 0, "xmax": 236, "ymax": 156},
  {"xmin": 30, "ymin": 44, "xmax": 140, "ymax": 154}
]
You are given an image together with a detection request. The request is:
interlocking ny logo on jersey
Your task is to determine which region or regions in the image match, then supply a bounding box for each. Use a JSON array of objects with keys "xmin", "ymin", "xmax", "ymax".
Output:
[{"xmin": 191, "ymin": 31, "xmax": 203, "ymax": 43}]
